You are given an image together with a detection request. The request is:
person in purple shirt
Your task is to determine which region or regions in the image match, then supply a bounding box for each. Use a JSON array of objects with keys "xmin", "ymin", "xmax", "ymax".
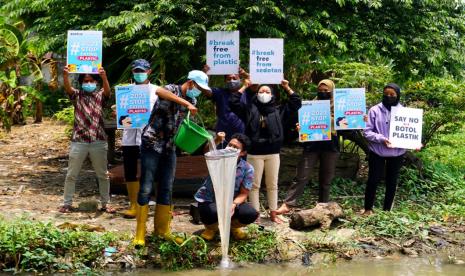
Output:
[{"xmin": 362, "ymin": 83, "xmax": 407, "ymax": 215}]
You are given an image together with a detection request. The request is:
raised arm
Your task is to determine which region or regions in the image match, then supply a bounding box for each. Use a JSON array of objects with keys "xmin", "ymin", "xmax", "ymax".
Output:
[
  {"xmin": 281, "ymin": 80, "xmax": 302, "ymax": 112},
  {"xmin": 156, "ymin": 87, "xmax": 198, "ymax": 115},
  {"xmin": 99, "ymin": 67, "xmax": 111, "ymax": 98},
  {"xmin": 63, "ymin": 66, "xmax": 74, "ymax": 96}
]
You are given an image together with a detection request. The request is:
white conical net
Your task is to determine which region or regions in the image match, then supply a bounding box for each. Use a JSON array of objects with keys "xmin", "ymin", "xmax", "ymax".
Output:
[{"xmin": 204, "ymin": 148, "xmax": 240, "ymax": 268}]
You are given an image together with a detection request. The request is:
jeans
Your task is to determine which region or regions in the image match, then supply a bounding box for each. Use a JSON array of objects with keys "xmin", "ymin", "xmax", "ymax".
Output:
[
  {"xmin": 138, "ymin": 147, "xmax": 176, "ymax": 206},
  {"xmin": 63, "ymin": 141, "xmax": 110, "ymax": 206},
  {"xmin": 198, "ymin": 202, "xmax": 258, "ymax": 225},
  {"xmin": 364, "ymin": 151, "xmax": 404, "ymax": 211}
]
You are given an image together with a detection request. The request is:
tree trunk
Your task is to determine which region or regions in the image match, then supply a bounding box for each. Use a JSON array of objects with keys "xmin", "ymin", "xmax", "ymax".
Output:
[{"xmin": 34, "ymin": 99, "xmax": 43, "ymax": 123}]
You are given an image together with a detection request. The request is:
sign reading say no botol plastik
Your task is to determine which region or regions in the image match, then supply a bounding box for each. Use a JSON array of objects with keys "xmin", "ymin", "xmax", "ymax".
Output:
[
  {"xmin": 206, "ymin": 31, "xmax": 240, "ymax": 75},
  {"xmin": 249, "ymin": 38, "xmax": 284, "ymax": 84},
  {"xmin": 389, "ymin": 106, "xmax": 423, "ymax": 149}
]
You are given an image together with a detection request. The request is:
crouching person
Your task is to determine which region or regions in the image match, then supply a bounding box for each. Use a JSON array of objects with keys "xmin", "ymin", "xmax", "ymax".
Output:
[{"xmin": 194, "ymin": 133, "xmax": 259, "ymax": 241}]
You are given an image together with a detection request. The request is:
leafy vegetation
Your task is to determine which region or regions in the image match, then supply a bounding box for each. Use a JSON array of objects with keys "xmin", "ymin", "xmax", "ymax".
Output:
[{"xmin": 0, "ymin": 217, "xmax": 118, "ymax": 273}]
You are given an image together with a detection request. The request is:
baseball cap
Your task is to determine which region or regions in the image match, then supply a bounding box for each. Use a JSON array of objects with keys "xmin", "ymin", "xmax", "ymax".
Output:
[
  {"xmin": 187, "ymin": 70, "xmax": 211, "ymax": 91},
  {"xmin": 131, "ymin": 59, "xmax": 151, "ymax": 70}
]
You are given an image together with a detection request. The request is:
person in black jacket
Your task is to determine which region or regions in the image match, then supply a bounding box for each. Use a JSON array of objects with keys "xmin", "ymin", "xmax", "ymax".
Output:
[{"xmin": 230, "ymin": 78, "xmax": 302, "ymax": 223}]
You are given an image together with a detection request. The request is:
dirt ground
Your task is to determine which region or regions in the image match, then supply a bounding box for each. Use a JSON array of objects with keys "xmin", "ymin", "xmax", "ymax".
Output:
[
  {"xmin": 1, "ymin": 119, "xmax": 464, "ymax": 268},
  {"xmin": 0, "ymin": 119, "xmax": 284, "ymax": 236}
]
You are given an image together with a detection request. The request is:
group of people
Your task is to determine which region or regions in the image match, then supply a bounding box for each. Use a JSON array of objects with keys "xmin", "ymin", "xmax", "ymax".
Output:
[{"xmin": 60, "ymin": 58, "xmax": 411, "ymax": 246}]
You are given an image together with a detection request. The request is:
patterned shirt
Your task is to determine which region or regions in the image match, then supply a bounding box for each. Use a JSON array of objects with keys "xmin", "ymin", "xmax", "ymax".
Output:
[
  {"xmin": 141, "ymin": 84, "xmax": 195, "ymax": 153},
  {"xmin": 194, "ymin": 158, "xmax": 254, "ymax": 203},
  {"xmin": 69, "ymin": 88, "xmax": 107, "ymax": 143}
]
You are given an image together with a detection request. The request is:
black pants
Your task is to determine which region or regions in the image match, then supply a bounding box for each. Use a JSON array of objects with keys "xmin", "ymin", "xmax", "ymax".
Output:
[
  {"xmin": 364, "ymin": 151, "xmax": 404, "ymax": 211},
  {"xmin": 198, "ymin": 202, "xmax": 259, "ymax": 225},
  {"xmin": 285, "ymin": 151, "xmax": 339, "ymax": 205},
  {"xmin": 122, "ymin": 146, "xmax": 140, "ymax": 182}
]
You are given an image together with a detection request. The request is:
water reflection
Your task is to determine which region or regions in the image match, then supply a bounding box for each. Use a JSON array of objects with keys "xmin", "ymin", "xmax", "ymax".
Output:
[{"xmin": 127, "ymin": 255, "xmax": 465, "ymax": 276}]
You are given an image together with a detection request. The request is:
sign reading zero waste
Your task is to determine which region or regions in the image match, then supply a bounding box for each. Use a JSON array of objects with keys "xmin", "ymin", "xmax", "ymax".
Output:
[
  {"xmin": 389, "ymin": 106, "xmax": 423, "ymax": 149},
  {"xmin": 249, "ymin": 38, "xmax": 284, "ymax": 84},
  {"xmin": 206, "ymin": 31, "xmax": 240, "ymax": 75}
]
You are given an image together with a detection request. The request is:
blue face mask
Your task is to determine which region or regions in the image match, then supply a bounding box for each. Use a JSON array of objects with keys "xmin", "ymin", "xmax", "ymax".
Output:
[
  {"xmin": 133, "ymin": 73, "xmax": 148, "ymax": 83},
  {"xmin": 186, "ymin": 87, "xmax": 201, "ymax": 99},
  {"xmin": 82, "ymin": 82, "xmax": 97, "ymax": 92}
]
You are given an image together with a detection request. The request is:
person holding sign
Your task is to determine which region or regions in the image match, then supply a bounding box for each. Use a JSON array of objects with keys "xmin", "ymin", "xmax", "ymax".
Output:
[
  {"xmin": 194, "ymin": 133, "xmax": 258, "ymax": 240},
  {"xmin": 133, "ymin": 70, "xmax": 210, "ymax": 247},
  {"xmin": 59, "ymin": 66, "xmax": 114, "ymax": 213},
  {"xmin": 277, "ymin": 80, "xmax": 342, "ymax": 214},
  {"xmin": 202, "ymin": 65, "xmax": 248, "ymax": 142},
  {"xmin": 230, "ymin": 79, "xmax": 301, "ymax": 223},
  {"xmin": 362, "ymin": 83, "xmax": 408, "ymax": 215},
  {"xmin": 120, "ymin": 59, "xmax": 159, "ymax": 219}
]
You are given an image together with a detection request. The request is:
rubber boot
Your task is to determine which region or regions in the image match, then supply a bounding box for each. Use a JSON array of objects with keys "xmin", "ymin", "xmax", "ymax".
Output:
[
  {"xmin": 231, "ymin": 219, "xmax": 248, "ymax": 240},
  {"xmin": 122, "ymin": 181, "xmax": 139, "ymax": 218},
  {"xmin": 200, "ymin": 223, "xmax": 218, "ymax": 241},
  {"xmin": 154, "ymin": 204, "xmax": 184, "ymax": 244},
  {"xmin": 133, "ymin": 204, "xmax": 149, "ymax": 247}
]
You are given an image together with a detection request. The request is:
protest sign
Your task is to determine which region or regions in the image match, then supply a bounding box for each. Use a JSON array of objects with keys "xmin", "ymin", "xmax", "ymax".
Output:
[
  {"xmin": 298, "ymin": 100, "xmax": 332, "ymax": 142},
  {"xmin": 334, "ymin": 88, "xmax": 366, "ymax": 130},
  {"xmin": 115, "ymin": 85, "xmax": 153, "ymax": 129},
  {"xmin": 389, "ymin": 106, "xmax": 423, "ymax": 149},
  {"xmin": 66, "ymin": 30, "xmax": 102, "ymax": 74},
  {"xmin": 206, "ymin": 31, "xmax": 240, "ymax": 75},
  {"xmin": 249, "ymin": 38, "xmax": 283, "ymax": 84}
]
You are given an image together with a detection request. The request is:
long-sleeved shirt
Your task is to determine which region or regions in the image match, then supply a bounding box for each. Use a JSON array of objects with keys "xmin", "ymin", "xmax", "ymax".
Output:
[{"xmin": 363, "ymin": 103, "xmax": 406, "ymax": 157}]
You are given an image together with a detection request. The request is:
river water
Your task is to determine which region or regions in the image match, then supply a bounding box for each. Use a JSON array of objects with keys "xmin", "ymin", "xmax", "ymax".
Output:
[{"xmin": 128, "ymin": 254, "xmax": 465, "ymax": 276}]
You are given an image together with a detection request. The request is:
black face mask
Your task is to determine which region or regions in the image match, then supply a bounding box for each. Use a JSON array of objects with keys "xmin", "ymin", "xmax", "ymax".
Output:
[
  {"xmin": 382, "ymin": 95, "xmax": 398, "ymax": 110},
  {"xmin": 317, "ymin": 92, "xmax": 331, "ymax": 100}
]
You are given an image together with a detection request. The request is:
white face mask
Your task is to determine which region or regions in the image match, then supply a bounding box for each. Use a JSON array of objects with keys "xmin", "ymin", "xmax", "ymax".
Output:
[
  {"xmin": 257, "ymin": 93, "xmax": 272, "ymax": 104},
  {"xmin": 225, "ymin": 146, "xmax": 240, "ymax": 152}
]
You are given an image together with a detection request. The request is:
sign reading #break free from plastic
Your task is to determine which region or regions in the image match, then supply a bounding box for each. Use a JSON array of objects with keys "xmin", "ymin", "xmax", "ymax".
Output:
[
  {"xmin": 67, "ymin": 30, "xmax": 102, "ymax": 74},
  {"xmin": 206, "ymin": 31, "xmax": 240, "ymax": 75}
]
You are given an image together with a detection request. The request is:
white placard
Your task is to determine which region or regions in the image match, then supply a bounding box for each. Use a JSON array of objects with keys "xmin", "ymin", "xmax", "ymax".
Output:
[
  {"xmin": 206, "ymin": 31, "xmax": 240, "ymax": 75},
  {"xmin": 389, "ymin": 106, "xmax": 423, "ymax": 149},
  {"xmin": 249, "ymin": 38, "xmax": 283, "ymax": 84}
]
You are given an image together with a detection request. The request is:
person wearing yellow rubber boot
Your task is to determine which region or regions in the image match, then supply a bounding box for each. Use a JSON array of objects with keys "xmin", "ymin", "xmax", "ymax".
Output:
[
  {"xmin": 194, "ymin": 133, "xmax": 259, "ymax": 241},
  {"xmin": 121, "ymin": 59, "xmax": 160, "ymax": 218},
  {"xmin": 133, "ymin": 70, "xmax": 211, "ymax": 247}
]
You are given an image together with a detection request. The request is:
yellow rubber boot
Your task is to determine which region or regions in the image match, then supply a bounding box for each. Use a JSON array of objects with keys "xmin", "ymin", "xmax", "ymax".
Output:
[
  {"xmin": 200, "ymin": 223, "xmax": 218, "ymax": 241},
  {"xmin": 154, "ymin": 204, "xmax": 184, "ymax": 244},
  {"xmin": 122, "ymin": 181, "xmax": 139, "ymax": 218},
  {"xmin": 132, "ymin": 204, "xmax": 149, "ymax": 247},
  {"xmin": 231, "ymin": 219, "xmax": 248, "ymax": 240}
]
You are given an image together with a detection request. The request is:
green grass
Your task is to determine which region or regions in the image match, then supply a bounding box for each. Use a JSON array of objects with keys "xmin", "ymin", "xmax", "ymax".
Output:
[{"xmin": 0, "ymin": 217, "xmax": 118, "ymax": 273}]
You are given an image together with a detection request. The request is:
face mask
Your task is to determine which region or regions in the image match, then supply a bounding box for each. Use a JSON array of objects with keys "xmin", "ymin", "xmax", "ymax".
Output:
[
  {"xmin": 317, "ymin": 92, "xmax": 331, "ymax": 100},
  {"xmin": 226, "ymin": 79, "xmax": 241, "ymax": 91},
  {"xmin": 257, "ymin": 93, "xmax": 272, "ymax": 104},
  {"xmin": 225, "ymin": 146, "xmax": 240, "ymax": 152},
  {"xmin": 82, "ymin": 82, "xmax": 97, "ymax": 92},
  {"xmin": 187, "ymin": 87, "xmax": 201, "ymax": 99},
  {"xmin": 382, "ymin": 95, "xmax": 397, "ymax": 105},
  {"xmin": 133, "ymin": 73, "xmax": 148, "ymax": 83}
]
